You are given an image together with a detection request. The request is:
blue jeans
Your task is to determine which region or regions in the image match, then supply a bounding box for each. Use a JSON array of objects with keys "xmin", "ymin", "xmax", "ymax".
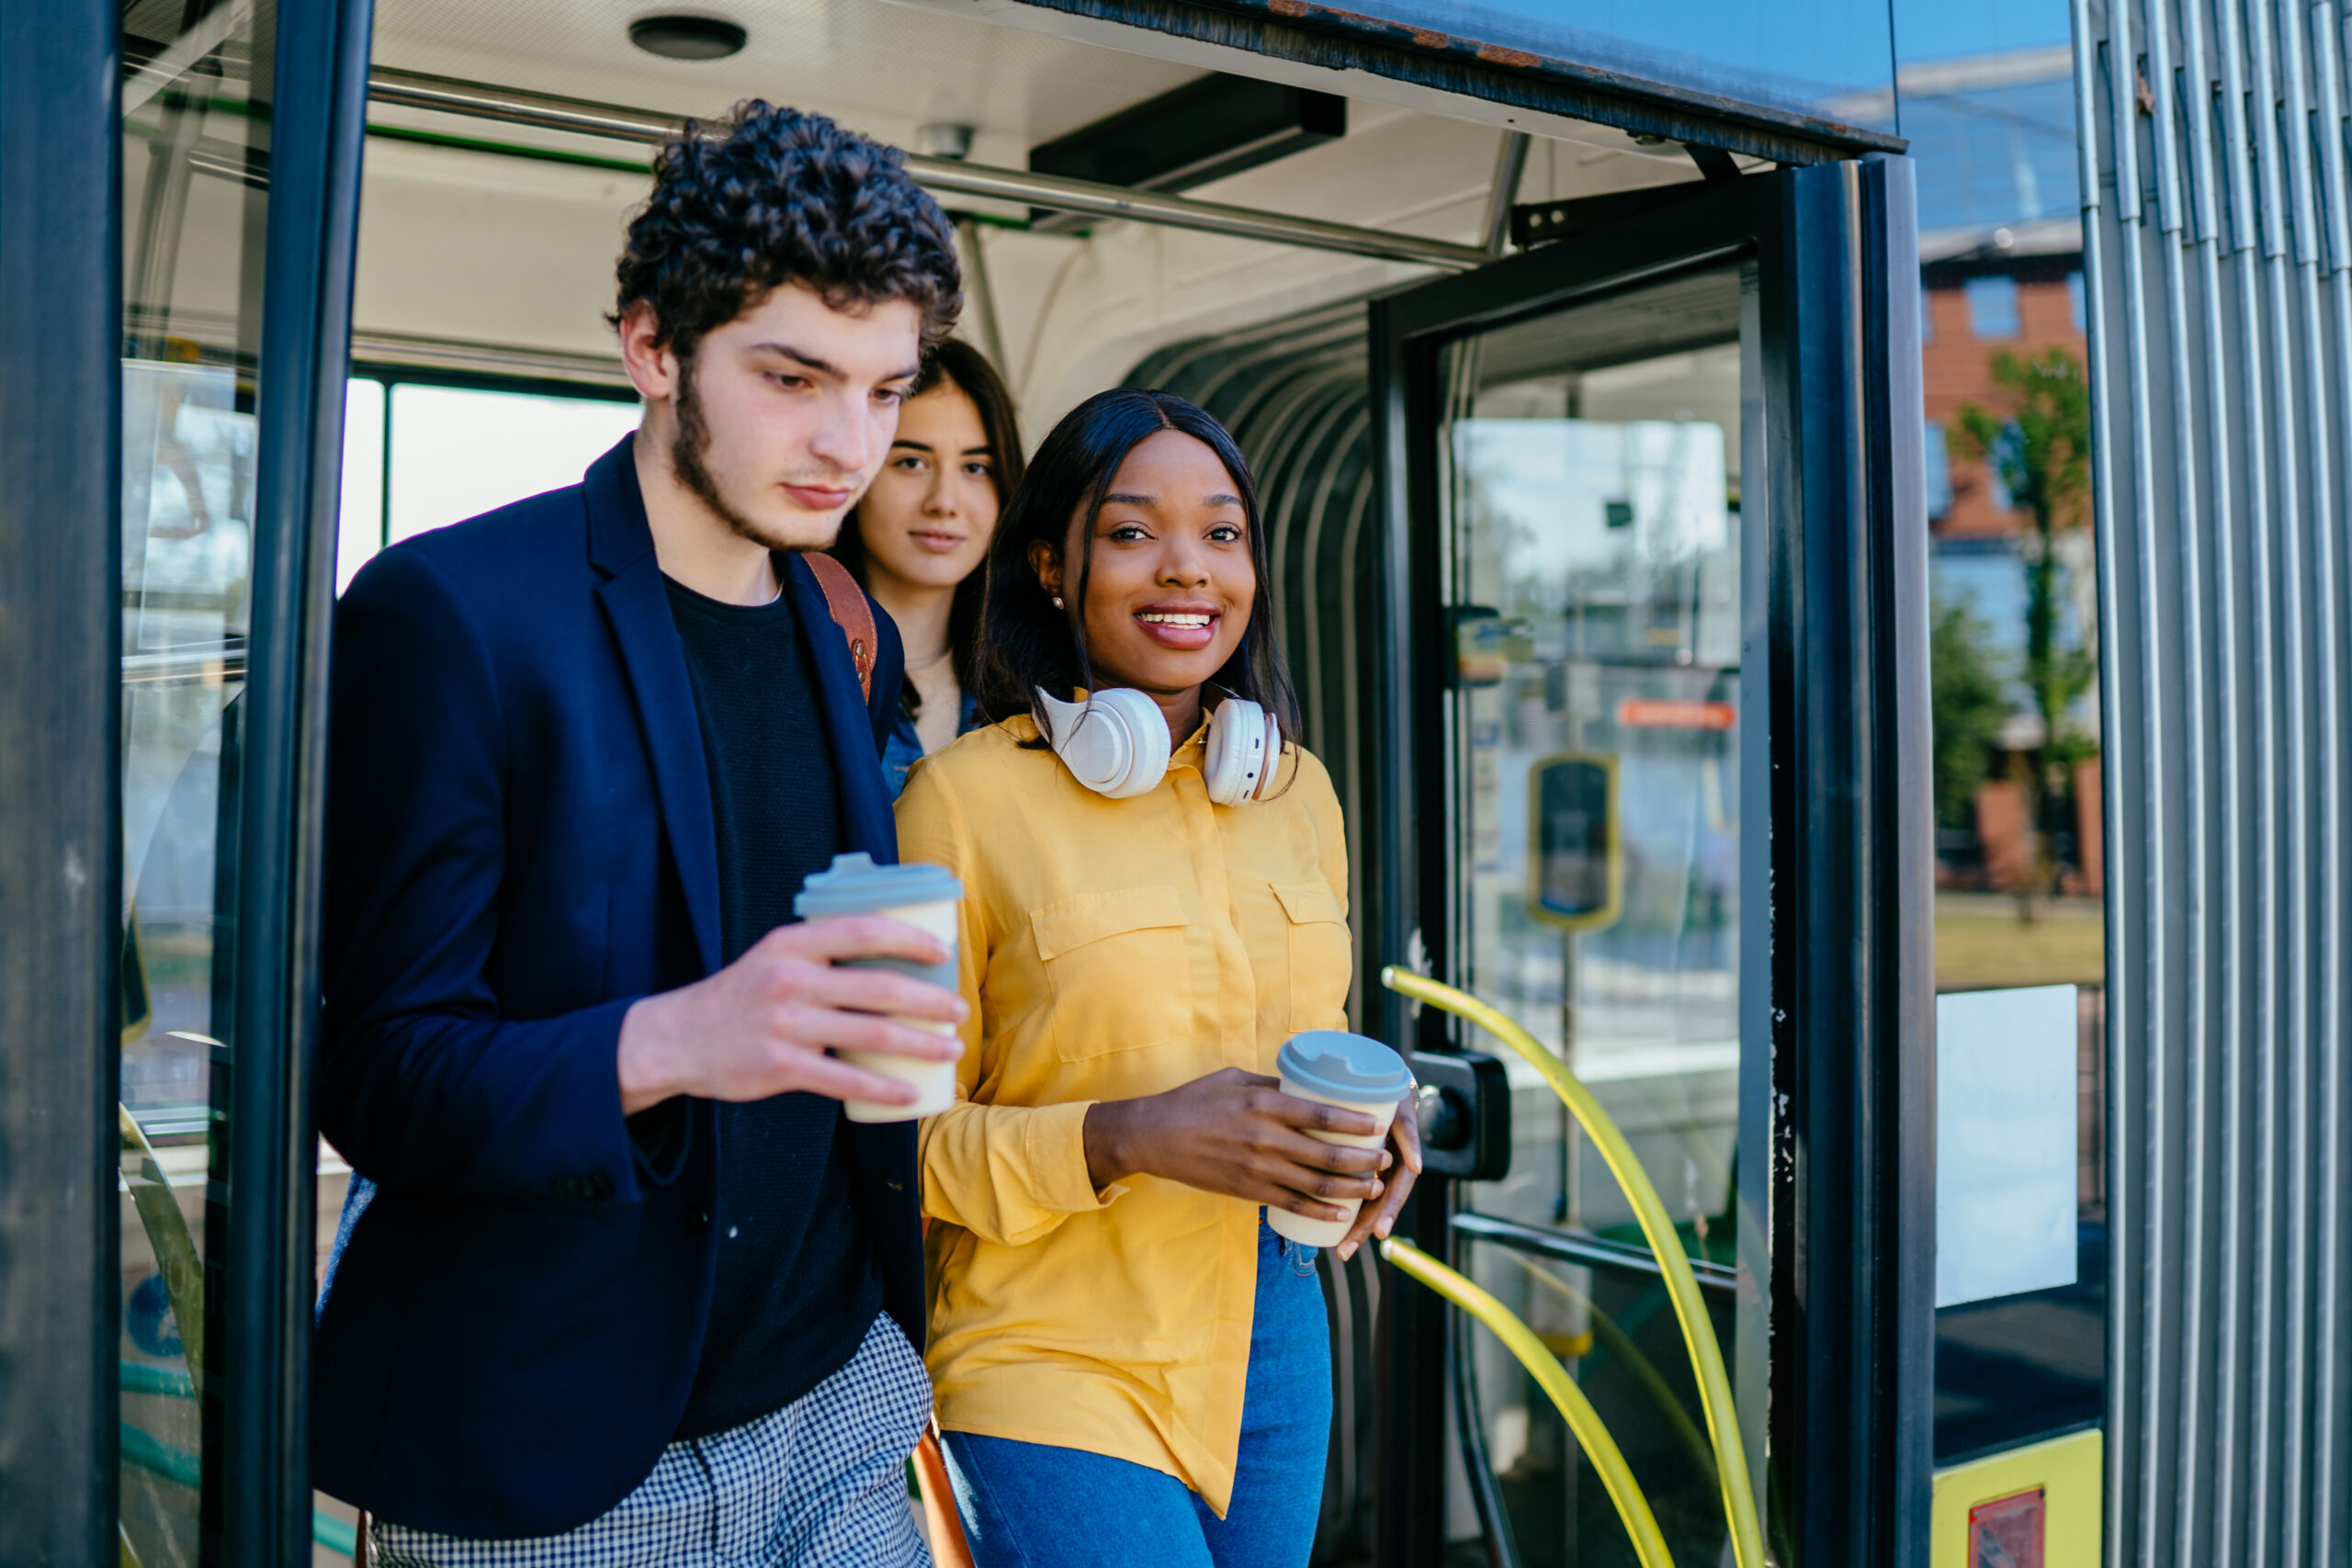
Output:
[{"xmin": 941, "ymin": 1215, "xmax": 1331, "ymax": 1568}]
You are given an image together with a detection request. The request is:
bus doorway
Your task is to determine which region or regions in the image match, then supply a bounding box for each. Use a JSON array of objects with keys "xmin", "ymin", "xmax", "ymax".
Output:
[
  {"xmin": 1359, "ymin": 168, "xmax": 1935, "ymax": 1566},
  {"xmin": 1064, "ymin": 164, "xmax": 1935, "ymax": 1564},
  {"xmin": 64, "ymin": 2, "xmax": 1936, "ymax": 1563}
]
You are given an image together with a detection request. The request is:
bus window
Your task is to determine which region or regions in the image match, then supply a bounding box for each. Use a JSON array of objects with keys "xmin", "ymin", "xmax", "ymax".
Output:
[{"xmin": 334, "ymin": 378, "xmax": 641, "ymax": 589}]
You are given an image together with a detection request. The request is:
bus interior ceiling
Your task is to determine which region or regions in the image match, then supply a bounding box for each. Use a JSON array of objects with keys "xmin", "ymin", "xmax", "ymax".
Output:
[
  {"xmin": 354, "ymin": 0, "xmax": 1743, "ymax": 443},
  {"xmin": 345, "ymin": 0, "xmax": 1762, "ymax": 858}
]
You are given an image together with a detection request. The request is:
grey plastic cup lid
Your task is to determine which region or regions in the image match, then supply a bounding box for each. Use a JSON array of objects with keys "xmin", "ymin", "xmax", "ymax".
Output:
[
  {"xmin": 1277, "ymin": 1031, "xmax": 1416, "ymax": 1104},
  {"xmin": 794, "ymin": 852, "xmax": 963, "ymax": 919}
]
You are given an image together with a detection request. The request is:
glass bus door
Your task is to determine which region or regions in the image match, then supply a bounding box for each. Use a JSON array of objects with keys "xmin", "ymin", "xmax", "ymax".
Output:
[
  {"xmin": 1442, "ymin": 260, "xmax": 1753, "ymax": 1568},
  {"xmin": 115, "ymin": 2, "xmax": 369, "ymax": 1560},
  {"xmin": 1367, "ymin": 162, "xmax": 1937, "ymax": 1567}
]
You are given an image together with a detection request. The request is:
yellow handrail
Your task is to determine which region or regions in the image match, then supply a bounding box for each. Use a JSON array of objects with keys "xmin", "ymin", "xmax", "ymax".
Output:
[
  {"xmin": 1381, "ymin": 967, "xmax": 1766, "ymax": 1568},
  {"xmin": 1492, "ymin": 1248, "xmax": 1717, "ymax": 1489},
  {"xmin": 1380, "ymin": 1238, "xmax": 1676, "ymax": 1568},
  {"xmin": 119, "ymin": 1104, "xmax": 203, "ymax": 1398}
]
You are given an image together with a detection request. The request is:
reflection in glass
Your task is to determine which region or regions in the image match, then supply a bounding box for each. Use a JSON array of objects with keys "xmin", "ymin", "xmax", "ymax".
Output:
[
  {"xmin": 1894, "ymin": 50, "xmax": 2080, "ymax": 248},
  {"xmin": 1963, "ymin": 276, "xmax": 2022, "ymax": 339},
  {"xmin": 1899, "ymin": 19, "xmax": 2107, "ymax": 1460},
  {"xmin": 1295, "ymin": 0, "xmax": 1896, "ymax": 128},
  {"xmin": 1438, "ymin": 267, "xmax": 1754, "ymax": 1564},
  {"xmin": 1462, "ymin": 1236, "xmax": 1742, "ymax": 1568},
  {"xmin": 118, "ymin": 4, "xmax": 271, "ymax": 1559}
]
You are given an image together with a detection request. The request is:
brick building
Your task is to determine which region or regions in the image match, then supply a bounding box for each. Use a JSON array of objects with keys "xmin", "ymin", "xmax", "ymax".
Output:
[
  {"xmin": 1921, "ymin": 253, "xmax": 2086, "ymax": 537},
  {"xmin": 1857, "ymin": 45, "xmax": 2101, "ymax": 894}
]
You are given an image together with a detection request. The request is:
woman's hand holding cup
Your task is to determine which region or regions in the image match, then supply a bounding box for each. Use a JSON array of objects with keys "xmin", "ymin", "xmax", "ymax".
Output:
[
  {"xmin": 1335, "ymin": 1102, "xmax": 1421, "ymax": 1261},
  {"xmin": 1080, "ymin": 1066, "xmax": 1396, "ymax": 1224}
]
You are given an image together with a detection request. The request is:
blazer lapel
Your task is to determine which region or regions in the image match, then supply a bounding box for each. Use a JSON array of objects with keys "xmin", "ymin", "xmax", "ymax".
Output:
[
  {"xmin": 785, "ymin": 554, "xmax": 897, "ymax": 864},
  {"xmin": 585, "ymin": 442, "xmax": 723, "ymax": 976}
]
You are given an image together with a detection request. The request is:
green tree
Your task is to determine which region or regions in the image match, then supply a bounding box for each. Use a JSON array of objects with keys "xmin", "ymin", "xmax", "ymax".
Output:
[
  {"xmin": 1930, "ymin": 595, "xmax": 2009, "ymax": 832},
  {"xmin": 1951, "ymin": 345, "xmax": 2097, "ymax": 912}
]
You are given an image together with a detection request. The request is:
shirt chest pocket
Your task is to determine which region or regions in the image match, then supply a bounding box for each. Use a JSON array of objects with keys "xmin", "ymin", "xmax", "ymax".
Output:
[
  {"xmin": 1273, "ymin": 882, "xmax": 1352, "ymax": 1034},
  {"xmin": 1031, "ymin": 886, "xmax": 1195, "ymax": 1062}
]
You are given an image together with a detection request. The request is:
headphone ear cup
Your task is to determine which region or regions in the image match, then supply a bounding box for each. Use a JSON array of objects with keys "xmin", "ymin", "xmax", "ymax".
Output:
[
  {"xmin": 1204, "ymin": 697, "xmax": 1272, "ymax": 807},
  {"xmin": 1037, "ymin": 689, "xmax": 1133, "ymax": 795},
  {"xmin": 1253, "ymin": 707, "xmax": 1283, "ymax": 801},
  {"xmin": 1087, "ymin": 688, "xmax": 1171, "ymax": 797}
]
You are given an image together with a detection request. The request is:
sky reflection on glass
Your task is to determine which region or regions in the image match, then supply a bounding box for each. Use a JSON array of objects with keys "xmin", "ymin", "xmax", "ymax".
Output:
[{"xmin": 1320, "ymin": 0, "xmax": 1897, "ymax": 127}]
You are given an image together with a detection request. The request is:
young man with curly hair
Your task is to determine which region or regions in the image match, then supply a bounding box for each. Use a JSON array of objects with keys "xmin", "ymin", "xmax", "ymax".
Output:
[{"xmin": 313, "ymin": 104, "xmax": 965, "ymax": 1566}]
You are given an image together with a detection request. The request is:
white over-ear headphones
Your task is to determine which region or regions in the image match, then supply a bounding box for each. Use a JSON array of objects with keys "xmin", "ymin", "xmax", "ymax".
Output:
[{"xmin": 1036, "ymin": 688, "xmax": 1282, "ymax": 806}]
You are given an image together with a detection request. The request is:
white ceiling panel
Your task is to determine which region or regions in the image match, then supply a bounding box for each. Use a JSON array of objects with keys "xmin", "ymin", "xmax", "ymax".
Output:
[{"xmin": 369, "ymin": 0, "xmax": 1207, "ymax": 159}]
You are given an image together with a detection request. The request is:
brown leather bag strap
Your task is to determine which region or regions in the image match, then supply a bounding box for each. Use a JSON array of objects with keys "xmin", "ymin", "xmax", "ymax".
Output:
[{"xmin": 802, "ymin": 552, "xmax": 876, "ymax": 705}]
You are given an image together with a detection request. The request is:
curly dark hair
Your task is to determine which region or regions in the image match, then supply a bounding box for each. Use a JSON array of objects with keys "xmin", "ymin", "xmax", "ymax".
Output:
[{"xmin": 612, "ymin": 101, "xmax": 962, "ymax": 363}]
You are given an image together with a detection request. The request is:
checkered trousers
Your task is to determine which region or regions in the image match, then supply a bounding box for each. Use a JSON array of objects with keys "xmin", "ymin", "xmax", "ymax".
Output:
[{"xmin": 370, "ymin": 1314, "xmax": 933, "ymax": 1568}]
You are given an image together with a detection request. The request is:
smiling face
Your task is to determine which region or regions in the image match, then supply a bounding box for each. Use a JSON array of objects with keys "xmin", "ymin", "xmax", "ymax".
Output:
[
  {"xmin": 1030, "ymin": 428, "xmax": 1257, "ymax": 722},
  {"xmin": 850, "ymin": 381, "xmax": 1001, "ymax": 596},
  {"xmin": 623, "ymin": 281, "xmax": 926, "ymax": 554}
]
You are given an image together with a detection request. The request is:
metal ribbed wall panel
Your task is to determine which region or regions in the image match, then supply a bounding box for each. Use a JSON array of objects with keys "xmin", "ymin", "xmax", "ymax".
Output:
[
  {"xmin": 2076, "ymin": 0, "xmax": 2352, "ymax": 1558},
  {"xmin": 1126, "ymin": 304, "xmax": 1378, "ymax": 931}
]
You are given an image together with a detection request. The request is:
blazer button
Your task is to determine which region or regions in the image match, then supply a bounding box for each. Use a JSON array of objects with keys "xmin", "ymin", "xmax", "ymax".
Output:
[{"xmin": 686, "ymin": 1210, "xmax": 712, "ymax": 1235}]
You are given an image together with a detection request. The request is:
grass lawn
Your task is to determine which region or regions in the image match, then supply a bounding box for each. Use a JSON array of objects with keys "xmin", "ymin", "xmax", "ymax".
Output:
[{"xmin": 1935, "ymin": 894, "xmax": 2107, "ymax": 991}]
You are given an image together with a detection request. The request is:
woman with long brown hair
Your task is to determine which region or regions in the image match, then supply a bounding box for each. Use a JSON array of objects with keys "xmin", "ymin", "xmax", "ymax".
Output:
[{"xmin": 831, "ymin": 336, "xmax": 1022, "ymax": 795}]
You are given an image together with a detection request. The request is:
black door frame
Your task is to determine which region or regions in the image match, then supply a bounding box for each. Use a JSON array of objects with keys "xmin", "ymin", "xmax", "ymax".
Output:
[
  {"xmin": 1363, "ymin": 160, "xmax": 1935, "ymax": 1567},
  {"xmin": 0, "ymin": 1, "xmax": 124, "ymax": 1557},
  {"xmin": 0, "ymin": 0, "xmax": 373, "ymax": 1559},
  {"xmin": 222, "ymin": 0, "xmax": 376, "ymax": 1559}
]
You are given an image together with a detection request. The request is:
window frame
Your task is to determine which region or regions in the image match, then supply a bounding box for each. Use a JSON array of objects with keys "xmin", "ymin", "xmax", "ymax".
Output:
[
  {"xmin": 1963, "ymin": 274, "xmax": 2023, "ymax": 339},
  {"xmin": 341, "ymin": 361, "xmax": 639, "ymax": 574}
]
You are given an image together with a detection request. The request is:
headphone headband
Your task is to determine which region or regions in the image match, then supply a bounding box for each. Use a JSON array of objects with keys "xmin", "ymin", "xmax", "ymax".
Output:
[{"xmin": 1037, "ymin": 687, "xmax": 1280, "ymax": 806}]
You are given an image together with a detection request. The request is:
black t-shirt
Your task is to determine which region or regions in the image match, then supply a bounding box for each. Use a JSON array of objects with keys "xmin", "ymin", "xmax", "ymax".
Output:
[{"xmin": 664, "ymin": 573, "xmax": 884, "ymax": 1440}]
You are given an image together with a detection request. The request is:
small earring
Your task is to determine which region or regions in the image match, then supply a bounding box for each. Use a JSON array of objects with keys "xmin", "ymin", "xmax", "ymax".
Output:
[{"xmin": 1052, "ymin": 594, "xmax": 1065, "ymax": 609}]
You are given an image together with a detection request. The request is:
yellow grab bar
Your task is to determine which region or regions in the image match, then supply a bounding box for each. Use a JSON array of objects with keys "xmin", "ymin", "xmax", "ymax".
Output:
[
  {"xmin": 1492, "ymin": 1247, "xmax": 1718, "ymax": 1490},
  {"xmin": 1380, "ymin": 967, "xmax": 1766, "ymax": 1568},
  {"xmin": 119, "ymin": 1104, "xmax": 204, "ymax": 1397},
  {"xmin": 1381, "ymin": 1238, "xmax": 1677, "ymax": 1568}
]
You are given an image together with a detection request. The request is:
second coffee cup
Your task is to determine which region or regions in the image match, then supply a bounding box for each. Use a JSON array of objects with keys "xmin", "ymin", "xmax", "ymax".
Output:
[
  {"xmin": 1268, "ymin": 1030, "xmax": 1418, "ymax": 1248},
  {"xmin": 793, "ymin": 852, "xmax": 965, "ymax": 1123}
]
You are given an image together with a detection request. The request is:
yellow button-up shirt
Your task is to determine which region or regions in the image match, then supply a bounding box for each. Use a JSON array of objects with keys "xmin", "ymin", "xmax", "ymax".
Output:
[{"xmin": 895, "ymin": 714, "xmax": 1352, "ymax": 1516}]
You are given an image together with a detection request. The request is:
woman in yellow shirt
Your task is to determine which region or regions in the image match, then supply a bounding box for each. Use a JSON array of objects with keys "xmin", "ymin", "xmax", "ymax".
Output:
[{"xmin": 894, "ymin": 389, "xmax": 1421, "ymax": 1568}]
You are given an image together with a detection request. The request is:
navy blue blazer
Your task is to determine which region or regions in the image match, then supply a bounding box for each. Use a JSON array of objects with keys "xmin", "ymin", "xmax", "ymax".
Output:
[{"xmin": 311, "ymin": 437, "xmax": 915, "ymax": 1539}]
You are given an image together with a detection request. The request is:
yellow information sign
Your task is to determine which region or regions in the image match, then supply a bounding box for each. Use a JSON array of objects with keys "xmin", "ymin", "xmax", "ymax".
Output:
[{"xmin": 1526, "ymin": 750, "xmax": 1622, "ymax": 932}]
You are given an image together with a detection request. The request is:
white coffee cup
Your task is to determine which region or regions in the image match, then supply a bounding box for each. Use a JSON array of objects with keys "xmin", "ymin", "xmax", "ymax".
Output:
[
  {"xmin": 794, "ymin": 853, "xmax": 965, "ymax": 1123},
  {"xmin": 1268, "ymin": 1030, "xmax": 1418, "ymax": 1248}
]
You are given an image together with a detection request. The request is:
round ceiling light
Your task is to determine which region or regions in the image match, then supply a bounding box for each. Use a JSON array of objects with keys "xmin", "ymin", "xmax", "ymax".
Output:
[{"xmin": 628, "ymin": 15, "xmax": 748, "ymax": 60}]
